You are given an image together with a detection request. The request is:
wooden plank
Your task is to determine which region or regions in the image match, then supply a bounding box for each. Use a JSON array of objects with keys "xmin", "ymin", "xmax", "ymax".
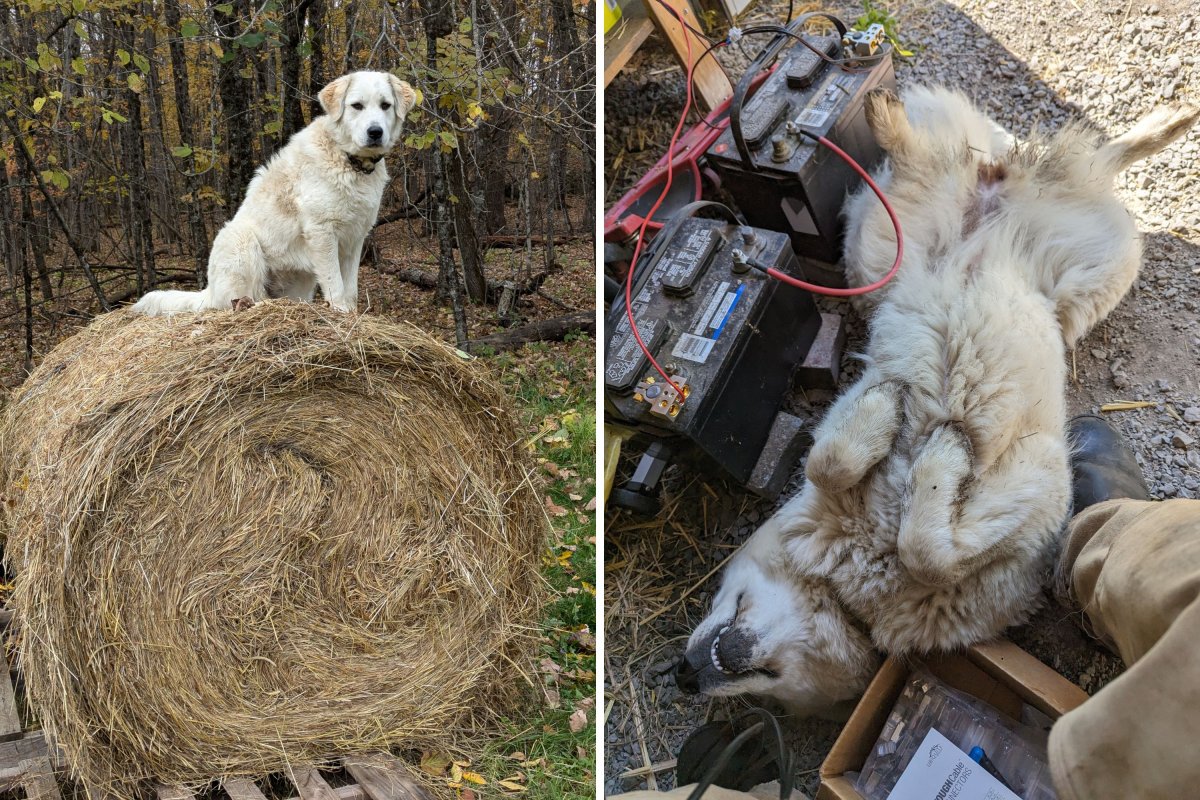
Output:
[
  {"xmin": 155, "ymin": 786, "xmax": 196, "ymax": 800},
  {"xmin": 0, "ymin": 731, "xmax": 51, "ymax": 770},
  {"xmin": 603, "ymin": 0, "xmax": 655, "ymax": 86},
  {"xmin": 343, "ymin": 755, "xmax": 431, "ymax": 800},
  {"xmin": 0, "ymin": 648, "xmax": 23, "ymax": 742},
  {"xmin": 21, "ymin": 757, "xmax": 62, "ymax": 800},
  {"xmin": 643, "ymin": 0, "xmax": 732, "ymax": 110},
  {"xmin": 290, "ymin": 767, "xmax": 341, "ymax": 800},
  {"xmin": 285, "ymin": 785, "xmax": 367, "ymax": 800},
  {"xmin": 223, "ymin": 779, "xmax": 269, "ymax": 800}
]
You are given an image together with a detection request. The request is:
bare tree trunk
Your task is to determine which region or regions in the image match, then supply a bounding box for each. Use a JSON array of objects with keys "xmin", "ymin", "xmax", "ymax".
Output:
[
  {"xmin": 281, "ymin": 0, "xmax": 314, "ymax": 141},
  {"xmin": 435, "ymin": 155, "xmax": 469, "ymax": 346},
  {"xmin": 162, "ymin": 0, "xmax": 211, "ymax": 283},
  {"xmin": 214, "ymin": 0, "xmax": 256, "ymax": 209},
  {"xmin": 307, "ymin": 0, "xmax": 326, "ymax": 118}
]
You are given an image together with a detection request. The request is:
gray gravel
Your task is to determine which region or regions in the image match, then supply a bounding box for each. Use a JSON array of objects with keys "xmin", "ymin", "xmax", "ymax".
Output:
[{"xmin": 605, "ymin": 0, "xmax": 1198, "ymax": 794}]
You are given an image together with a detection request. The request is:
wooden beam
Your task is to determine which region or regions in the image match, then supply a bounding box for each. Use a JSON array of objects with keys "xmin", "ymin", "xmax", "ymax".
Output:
[
  {"xmin": 285, "ymin": 785, "xmax": 367, "ymax": 800},
  {"xmin": 154, "ymin": 786, "xmax": 195, "ymax": 800},
  {"xmin": 20, "ymin": 758, "xmax": 60, "ymax": 800},
  {"xmin": 290, "ymin": 767, "xmax": 341, "ymax": 800},
  {"xmin": 223, "ymin": 779, "xmax": 268, "ymax": 800},
  {"xmin": 0, "ymin": 649, "xmax": 22, "ymax": 743},
  {"xmin": 604, "ymin": 0, "xmax": 655, "ymax": 86},
  {"xmin": 343, "ymin": 755, "xmax": 431, "ymax": 800},
  {"xmin": 643, "ymin": 0, "xmax": 732, "ymax": 111},
  {"xmin": 0, "ymin": 731, "xmax": 51, "ymax": 770}
]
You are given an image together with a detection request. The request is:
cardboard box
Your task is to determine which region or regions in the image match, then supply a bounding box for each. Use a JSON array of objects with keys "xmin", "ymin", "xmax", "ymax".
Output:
[{"xmin": 816, "ymin": 640, "xmax": 1090, "ymax": 800}]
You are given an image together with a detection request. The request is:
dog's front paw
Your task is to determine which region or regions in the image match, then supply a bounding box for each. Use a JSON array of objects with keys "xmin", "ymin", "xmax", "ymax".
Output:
[{"xmin": 328, "ymin": 297, "xmax": 356, "ymax": 312}]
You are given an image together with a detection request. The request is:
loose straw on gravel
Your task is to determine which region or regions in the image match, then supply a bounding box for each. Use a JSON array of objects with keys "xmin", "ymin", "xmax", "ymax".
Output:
[{"xmin": 0, "ymin": 302, "xmax": 547, "ymax": 798}]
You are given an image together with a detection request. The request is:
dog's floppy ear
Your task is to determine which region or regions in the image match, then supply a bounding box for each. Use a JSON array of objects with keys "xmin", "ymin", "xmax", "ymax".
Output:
[
  {"xmin": 387, "ymin": 74, "xmax": 418, "ymax": 121},
  {"xmin": 319, "ymin": 74, "xmax": 352, "ymax": 121}
]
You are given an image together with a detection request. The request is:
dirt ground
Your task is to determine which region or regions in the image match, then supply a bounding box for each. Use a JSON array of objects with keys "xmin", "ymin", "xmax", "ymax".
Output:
[{"xmin": 603, "ymin": 0, "xmax": 1199, "ymax": 794}]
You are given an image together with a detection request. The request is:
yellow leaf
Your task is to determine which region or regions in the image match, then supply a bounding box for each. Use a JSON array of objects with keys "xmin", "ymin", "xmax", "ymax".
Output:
[
  {"xmin": 32, "ymin": 96, "xmax": 46, "ymax": 113},
  {"xmin": 530, "ymin": 171, "xmax": 541, "ymax": 179},
  {"xmin": 414, "ymin": 87, "xmax": 425, "ymax": 106},
  {"xmin": 420, "ymin": 751, "xmax": 451, "ymax": 777},
  {"xmin": 462, "ymin": 772, "xmax": 486, "ymax": 785},
  {"xmin": 450, "ymin": 763, "xmax": 463, "ymax": 784},
  {"xmin": 498, "ymin": 780, "xmax": 527, "ymax": 792}
]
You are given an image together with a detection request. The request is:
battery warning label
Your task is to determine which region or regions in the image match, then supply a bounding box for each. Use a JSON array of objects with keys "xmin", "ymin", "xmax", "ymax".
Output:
[{"xmin": 605, "ymin": 316, "xmax": 662, "ymax": 387}]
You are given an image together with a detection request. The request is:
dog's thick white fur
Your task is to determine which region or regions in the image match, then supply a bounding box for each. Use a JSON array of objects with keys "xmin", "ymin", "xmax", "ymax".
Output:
[
  {"xmin": 680, "ymin": 88, "xmax": 1199, "ymax": 714},
  {"xmin": 132, "ymin": 71, "xmax": 416, "ymax": 315}
]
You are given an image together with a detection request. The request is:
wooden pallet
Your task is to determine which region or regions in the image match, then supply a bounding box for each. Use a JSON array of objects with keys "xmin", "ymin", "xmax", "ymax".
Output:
[
  {"xmin": 155, "ymin": 755, "xmax": 432, "ymax": 800},
  {"xmin": 0, "ymin": 619, "xmax": 61, "ymax": 800},
  {"xmin": 0, "ymin": 611, "xmax": 430, "ymax": 800}
]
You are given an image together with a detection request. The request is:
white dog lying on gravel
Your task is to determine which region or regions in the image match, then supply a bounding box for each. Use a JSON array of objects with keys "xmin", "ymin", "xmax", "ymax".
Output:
[
  {"xmin": 677, "ymin": 87, "xmax": 1199, "ymax": 714},
  {"xmin": 133, "ymin": 71, "xmax": 416, "ymax": 315}
]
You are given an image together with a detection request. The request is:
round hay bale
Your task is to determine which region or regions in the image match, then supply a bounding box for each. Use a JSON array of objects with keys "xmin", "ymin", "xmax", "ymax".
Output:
[{"xmin": 0, "ymin": 303, "xmax": 547, "ymax": 796}]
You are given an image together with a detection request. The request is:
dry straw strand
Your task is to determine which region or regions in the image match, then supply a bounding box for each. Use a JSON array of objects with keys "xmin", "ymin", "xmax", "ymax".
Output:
[{"xmin": 0, "ymin": 302, "xmax": 547, "ymax": 798}]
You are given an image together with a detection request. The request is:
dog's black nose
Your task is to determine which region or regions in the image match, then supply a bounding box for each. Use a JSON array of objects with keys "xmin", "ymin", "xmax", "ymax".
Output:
[
  {"xmin": 675, "ymin": 657, "xmax": 701, "ymax": 694},
  {"xmin": 367, "ymin": 125, "xmax": 383, "ymax": 141}
]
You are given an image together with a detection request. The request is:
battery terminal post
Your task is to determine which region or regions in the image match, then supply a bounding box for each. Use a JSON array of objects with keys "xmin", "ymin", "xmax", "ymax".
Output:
[{"xmin": 634, "ymin": 374, "xmax": 691, "ymax": 418}]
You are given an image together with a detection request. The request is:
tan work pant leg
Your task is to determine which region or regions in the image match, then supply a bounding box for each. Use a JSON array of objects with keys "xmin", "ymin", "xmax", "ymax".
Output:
[{"xmin": 1049, "ymin": 498, "xmax": 1200, "ymax": 800}]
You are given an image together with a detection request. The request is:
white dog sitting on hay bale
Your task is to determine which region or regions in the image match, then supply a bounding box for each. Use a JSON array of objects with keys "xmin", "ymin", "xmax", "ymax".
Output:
[
  {"xmin": 676, "ymin": 87, "xmax": 1199, "ymax": 714},
  {"xmin": 132, "ymin": 70, "xmax": 416, "ymax": 316}
]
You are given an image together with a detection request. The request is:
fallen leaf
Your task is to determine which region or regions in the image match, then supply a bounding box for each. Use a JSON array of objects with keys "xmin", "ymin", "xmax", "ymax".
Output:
[
  {"xmin": 544, "ymin": 496, "xmax": 569, "ymax": 517},
  {"xmin": 584, "ymin": 497, "xmax": 597, "ymax": 511},
  {"xmin": 498, "ymin": 780, "xmax": 527, "ymax": 792},
  {"xmin": 571, "ymin": 628, "xmax": 596, "ymax": 651},
  {"xmin": 509, "ymin": 751, "xmax": 527, "ymax": 761},
  {"xmin": 420, "ymin": 751, "xmax": 451, "ymax": 777},
  {"xmin": 576, "ymin": 746, "xmax": 589, "ymax": 759},
  {"xmin": 462, "ymin": 771, "xmax": 486, "ymax": 785},
  {"xmin": 568, "ymin": 492, "xmax": 582, "ymax": 501},
  {"xmin": 450, "ymin": 763, "xmax": 463, "ymax": 784},
  {"xmin": 578, "ymin": 696, "xmax": 596, "ymax": 711},
  {"xmin": 569, "ymin": 707, "xmax": 588, "ymax": 732},
  {"xmin": 544, "ymin": 686, "xmax": 561, "ymax": 707},
  {"xmin": 463, "ymin": 790, "xmax": 476, "ymax": 800}
]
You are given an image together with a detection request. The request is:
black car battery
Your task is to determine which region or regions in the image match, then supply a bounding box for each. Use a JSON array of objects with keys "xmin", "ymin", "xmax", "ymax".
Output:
[
  {"xmin": 706, "ymin": 25, "xmax": 896, "ymax": 281},
  {"xmin": 605, "ymin": 213, "xmax": 823, "ymax": 497}
]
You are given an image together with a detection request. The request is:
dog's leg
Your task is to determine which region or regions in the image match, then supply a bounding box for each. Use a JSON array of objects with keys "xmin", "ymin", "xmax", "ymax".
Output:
[
  {"xmin": 806, "ymin": 378, "xmax": 903, "ymax": 493},
  {"xmin": 897, "ymin": 423, "xmax": 1065, "ymax": 586},
  {"xmin": 339, "ymin": 239, "xmax": 364, "ymax": 311},
  {"xmin": 309, "ymin": 230, "xmax": 353, "ymax": 311}
]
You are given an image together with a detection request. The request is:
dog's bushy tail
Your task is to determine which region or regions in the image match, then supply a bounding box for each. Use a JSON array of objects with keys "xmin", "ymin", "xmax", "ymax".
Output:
[
  {"xmin": 130, "ymin": 289, "xmax": 211, "ymax": 316},
  {"xmin": 1095, "ymin": 105, "xmax": 1199, "ymax": 176}
]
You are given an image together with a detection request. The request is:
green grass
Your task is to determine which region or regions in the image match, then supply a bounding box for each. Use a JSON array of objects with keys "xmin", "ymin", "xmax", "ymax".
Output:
[{"xmin": 439, "ymin": 335, "xmax": 596, "ymax": 799}]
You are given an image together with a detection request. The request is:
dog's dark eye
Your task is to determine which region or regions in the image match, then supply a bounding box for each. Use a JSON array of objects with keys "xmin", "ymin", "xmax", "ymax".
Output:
[
  {"xmin": 350, "ymin": 102, "xmax": 364, "ymax": 110},
  {"xmin": 381, "ymin": 102, "xmax": 391, "ymax": 110}
]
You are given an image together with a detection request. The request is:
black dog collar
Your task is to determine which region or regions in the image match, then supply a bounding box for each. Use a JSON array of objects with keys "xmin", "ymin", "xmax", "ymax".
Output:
[{"xmin": 346, "ymin": 153, "xmax": 384, "ymax": 174}]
